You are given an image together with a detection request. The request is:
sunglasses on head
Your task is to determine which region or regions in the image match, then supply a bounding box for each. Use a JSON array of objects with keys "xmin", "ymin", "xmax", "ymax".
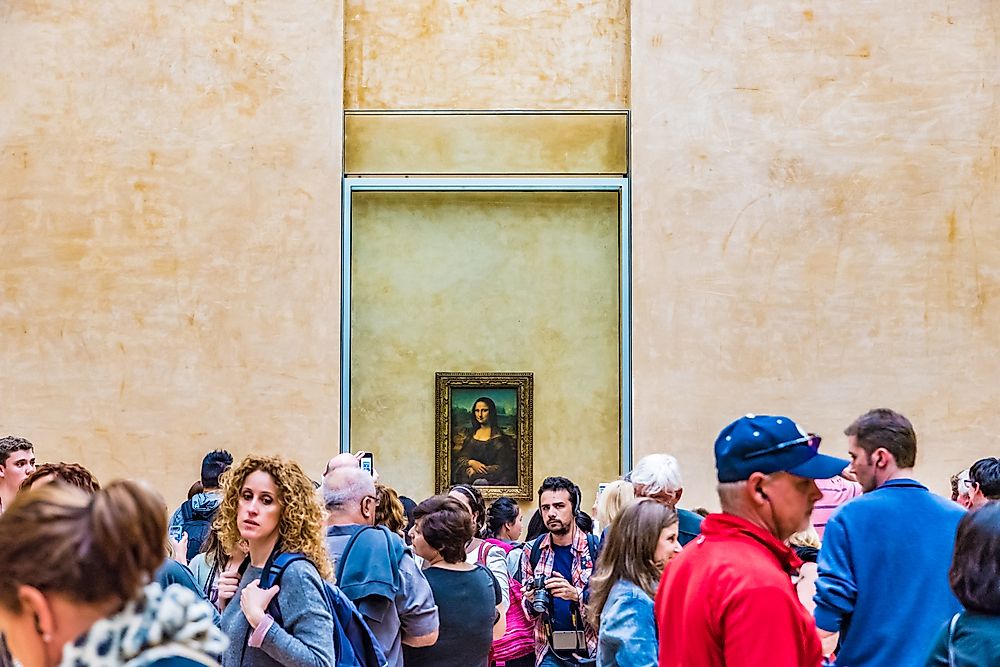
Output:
[{"xmin": 743, "ymin": 433, "xmax": 821, "ymax": 460}]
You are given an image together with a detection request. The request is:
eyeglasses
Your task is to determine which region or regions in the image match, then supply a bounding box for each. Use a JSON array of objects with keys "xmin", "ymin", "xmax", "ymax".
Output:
[{"xmin": 743, "ymin": 433, "xmax": 821, "ymax": 460}]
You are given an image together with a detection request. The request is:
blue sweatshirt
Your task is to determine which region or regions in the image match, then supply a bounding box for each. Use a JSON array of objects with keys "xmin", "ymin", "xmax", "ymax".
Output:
[{"xmin": 813, "ymin": 478, "xmax": 964, "ymax": 667}]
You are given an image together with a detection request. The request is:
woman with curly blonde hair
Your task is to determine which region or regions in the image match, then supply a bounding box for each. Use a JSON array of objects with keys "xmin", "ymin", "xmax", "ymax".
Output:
[{"xmin": 215, "ymin": 455, "xmax": 335, "ymax": 667}]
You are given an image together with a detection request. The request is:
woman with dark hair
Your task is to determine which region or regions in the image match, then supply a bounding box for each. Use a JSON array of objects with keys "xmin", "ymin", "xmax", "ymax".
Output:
[
  {"xmin": 449, "ymin": 485, "xmax": 511, "ymax": 616},
  {"xmin": 486, "ymin": 496, "xmax": 524, "ymax": 574},
  {"xmin": 188, "ymin": 525, "xmax": 249, "ymax": 608},
  {"xmin": 587, "ymin": 498, "xmax": 681, "ymax": 667},
  {"xmin": 400, "ymin": 495, "xmax": 418, "ymax": 545},
  {"xmin": 925, "ymin": 502, "xmax": 1000, "ymax": 666},
  {"xmin": 0, "ymin": 480, "xmax": 225, "ymax": 666},
  {"xmin": 454, "ymin": 397, "xmax": 517, "ymax": 486},
  {"xmin": 524, "ymin": 509, "xmax": 547, "ymax": 542},
  {"xmin": 405, "ymin": 496, "xmax": 504, "ymax": 667},
  {"xmin": 485, "ymin": 497, "xmax": 535, "ymax": 667}
]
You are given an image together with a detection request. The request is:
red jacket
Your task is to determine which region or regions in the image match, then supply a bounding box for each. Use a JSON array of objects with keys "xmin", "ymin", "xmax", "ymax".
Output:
[{"xmin": 655, "ymin": 513, "xmax": 822, "ymax": 667}]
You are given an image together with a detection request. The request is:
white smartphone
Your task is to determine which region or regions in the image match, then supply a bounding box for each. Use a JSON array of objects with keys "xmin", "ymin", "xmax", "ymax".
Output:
[{"xmin": 359, "ymin": 452, "xmax": 374, "ymax": 475}]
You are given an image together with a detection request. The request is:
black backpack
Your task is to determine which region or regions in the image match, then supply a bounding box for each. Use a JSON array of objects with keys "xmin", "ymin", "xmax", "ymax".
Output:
[{"xmin": 179, "ymin": 500, "xmax": 217, "ymax": 562}]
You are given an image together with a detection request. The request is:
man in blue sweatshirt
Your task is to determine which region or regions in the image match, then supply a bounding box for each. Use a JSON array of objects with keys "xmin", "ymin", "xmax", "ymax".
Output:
[{"xmin": 813, "ymin": 408, "xmax": 964, "ymax": 667}]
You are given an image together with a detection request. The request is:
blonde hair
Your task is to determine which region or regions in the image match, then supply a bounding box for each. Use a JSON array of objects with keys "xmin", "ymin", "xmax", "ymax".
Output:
[
  {"xmin": 0, "ymin": 480, "xmax": 166, "ymax": 610},
  {"xmin": 216, "ymin": 455, "xmax": 332, "ymax": 580},
  {"xmin": 788, "ymin": 526, "xmax": 821, "ymax": 549},
  {"xmin": 586, "ymin": 498, "xmax": 677, "ymax": 627},
  {"xmin": 596, "ymin": 480, "xmax": 635, "ymax": 527}
]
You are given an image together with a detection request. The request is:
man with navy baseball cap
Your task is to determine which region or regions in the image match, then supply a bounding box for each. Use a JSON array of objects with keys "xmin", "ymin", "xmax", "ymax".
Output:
[{"xmin": 655, "ymin": 414, "xmax": 849, "ymax": 667}]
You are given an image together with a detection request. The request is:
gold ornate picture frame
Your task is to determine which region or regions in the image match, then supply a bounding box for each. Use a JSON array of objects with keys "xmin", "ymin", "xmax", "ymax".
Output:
[{"xmin": 435, "ymin": 372, "xmax": 533, "ymax": 500}]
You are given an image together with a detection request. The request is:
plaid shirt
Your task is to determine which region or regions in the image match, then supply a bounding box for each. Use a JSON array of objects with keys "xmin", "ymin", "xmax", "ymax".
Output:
[{"xmin": 520, "ymin": 527, "xmax": 598, "ymax": 665}]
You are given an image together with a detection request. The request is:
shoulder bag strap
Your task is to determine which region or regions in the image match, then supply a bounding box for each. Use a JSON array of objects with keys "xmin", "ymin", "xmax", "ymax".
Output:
[
  {"xmin": 477, "ymin": 540, "xmax": 492, "ymax": 565},
  {"xmin": 528, "ymin": 535, "xmax": 545, "ymax": 571}
]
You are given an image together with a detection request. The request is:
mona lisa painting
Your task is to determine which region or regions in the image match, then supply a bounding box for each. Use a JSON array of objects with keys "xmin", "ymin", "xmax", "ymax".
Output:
[{"xmin": 435, "ymin": 372, "xmax": 533, "ymax": 500}]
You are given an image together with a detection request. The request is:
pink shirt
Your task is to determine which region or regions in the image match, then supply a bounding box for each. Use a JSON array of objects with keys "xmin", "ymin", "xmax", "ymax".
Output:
[{"xmin": 811, "ymin": 476, "xmax": 863, "ymax": 539}]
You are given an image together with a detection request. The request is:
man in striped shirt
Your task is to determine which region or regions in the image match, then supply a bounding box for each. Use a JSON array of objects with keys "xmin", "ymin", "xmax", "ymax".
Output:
[{"xmin": 810, "ymin": 473, "xmax": 861, "ymax": 539}]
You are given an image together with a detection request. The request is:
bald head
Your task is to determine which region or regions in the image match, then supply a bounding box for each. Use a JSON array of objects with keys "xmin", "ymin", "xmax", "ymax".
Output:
[
  {"xmin": 324, "ymin": 453, "xmax": 360, "ymax": 477},
  {"xmin": 323, "ymin": 465, "xmax": 376, "ymax": 526}
]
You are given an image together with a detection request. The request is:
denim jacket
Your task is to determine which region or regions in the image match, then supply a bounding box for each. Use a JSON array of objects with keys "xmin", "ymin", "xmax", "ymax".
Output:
[{"xmin": 597, "ymin": 579, "xmax": 656, "ymax": 667}]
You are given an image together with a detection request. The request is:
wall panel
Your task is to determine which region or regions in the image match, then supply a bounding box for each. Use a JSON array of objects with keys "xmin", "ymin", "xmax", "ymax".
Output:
[
  {"xmin": 630, "ymin": 1, "xmax": 1000, "ymax": 508},
  {"xmin": 349, "ymin": 191, "xmax": 621, "ymax": 503},
  {"xmin": 344, "ymin": 0, "xmax": 629, "ymax": 110},
  {"xmin": 1, "ymin": 1, "xmax": 344, "ymax": 506}
]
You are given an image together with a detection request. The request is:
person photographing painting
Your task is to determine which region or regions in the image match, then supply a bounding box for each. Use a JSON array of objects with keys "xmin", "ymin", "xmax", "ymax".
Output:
[
  {"xmin": 454, "ymin": 396, "xmax": 517, "ymax": 486},
  {"xmin": 521, "ymin": 476, "xmax": 599, "ymax": 666}
]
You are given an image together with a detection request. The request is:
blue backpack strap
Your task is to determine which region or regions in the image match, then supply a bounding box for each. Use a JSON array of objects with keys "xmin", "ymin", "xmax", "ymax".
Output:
[{"xmin": 260, "ymin": 551, "xmax": 309, "ymax": 626}]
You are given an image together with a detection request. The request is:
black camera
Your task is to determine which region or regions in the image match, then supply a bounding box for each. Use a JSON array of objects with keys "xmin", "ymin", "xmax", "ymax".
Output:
[{"xmin": 529, "ymin": 574, "xmax": 550, "ymax": 615}]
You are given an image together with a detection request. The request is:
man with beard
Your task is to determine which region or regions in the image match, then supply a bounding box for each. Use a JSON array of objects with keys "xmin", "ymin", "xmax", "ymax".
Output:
[{"xmin": 521, "ymin": 476, "xmax": 598, "ymax": 666}]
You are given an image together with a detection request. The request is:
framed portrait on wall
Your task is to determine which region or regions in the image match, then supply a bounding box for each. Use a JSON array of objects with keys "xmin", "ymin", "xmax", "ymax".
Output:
[{"xmin": 435, "ymin": 372, "xmax": 533, "ymax": 500}]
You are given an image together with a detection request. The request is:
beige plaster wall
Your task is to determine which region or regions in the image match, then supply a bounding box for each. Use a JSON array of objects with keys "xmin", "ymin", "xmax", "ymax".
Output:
[
  {"xmin": 1, "ymin": 2, "xmax": 344, "ymax": 507},
  {"xmin": 344, "ymin": 0, "xmax": 629, "ymax": 110},
  {"xmin": 349, "ymin": 191, "xmax": 621, "ymax": 505},
  {"xmin": 631, "ymin": 1, "xmax": 1000, "ymax": 509}
]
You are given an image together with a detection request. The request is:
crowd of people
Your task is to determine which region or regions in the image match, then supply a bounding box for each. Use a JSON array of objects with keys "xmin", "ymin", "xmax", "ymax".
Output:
[{"xmin": 0, "ymin": 406, "xmax": 998, "ymax": 667}]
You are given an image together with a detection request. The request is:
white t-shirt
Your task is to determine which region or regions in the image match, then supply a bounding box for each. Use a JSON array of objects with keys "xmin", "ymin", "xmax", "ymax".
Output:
[{"xmin": 466, "ymin": 539, "xmax": 510, "ymax": 614}]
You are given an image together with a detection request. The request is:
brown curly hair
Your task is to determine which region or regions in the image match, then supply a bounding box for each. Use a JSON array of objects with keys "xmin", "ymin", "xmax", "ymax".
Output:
[
  {"xmin": 19, "ymin": 462, "xmax": 100, "ymax": 494},
  {"xmin": 216, "ymin": 455, "xmax": 332, "ymax": 580},
  {"xmin": 375, "ymin": 483, "xmax": 406, "ymax": 536}
]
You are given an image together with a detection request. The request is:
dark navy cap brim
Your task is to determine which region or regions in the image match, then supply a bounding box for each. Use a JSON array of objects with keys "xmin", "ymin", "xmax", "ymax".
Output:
[{"xmin": 786, "ymin": 452, "xmax": 850, "ymax": 480}]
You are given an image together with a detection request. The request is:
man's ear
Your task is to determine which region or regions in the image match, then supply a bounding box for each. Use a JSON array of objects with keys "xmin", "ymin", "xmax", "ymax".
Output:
[
  {"xmin": 873, "ymin": 448, "xmax": 890, "ymax": 469},
  {"xmin": 673, "ymin": 487, "xmax": 683, "ymax": 504},
  {"xmin": 361, "ymin": 495, "xmax": 375, "ymax": 520},
  {"xmin": 746, "ymin": 472, "xmax": 768, "ymax": 506},
  {"xmin": 969, "ymin": 483, "xmax": 983, "ymax": 503}
]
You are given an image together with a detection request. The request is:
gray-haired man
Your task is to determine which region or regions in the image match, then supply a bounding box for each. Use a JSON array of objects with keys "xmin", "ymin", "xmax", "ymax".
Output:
[
  {"xmin": 322, "ymin": 467, "xmax": 438, "ymax": 667},
  {"xmin": 629, "ymin": 453, "xmax": 703, "ymax": 545}
]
